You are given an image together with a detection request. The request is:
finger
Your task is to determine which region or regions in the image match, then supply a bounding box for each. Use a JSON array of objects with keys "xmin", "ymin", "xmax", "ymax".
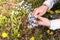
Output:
[
  {"xmin": 38, "ymin": 12, "xmax": 44, "ymax": 17},
  {"xmin": 36, "ymin": 10, "xmax": 44, "ymax": 17},
  {"xmin": 32, "ymin": 8, "xmax": 43, "ymax": 16},
  {"xmin": 37, "ymin": 12, "xmax": 43, "ymax": 17},
  {"xmin": 32, "ymin": 8, "xmax": 38, "ymax": 16},
  {"xmin": 37, "ymin": 17, "xmax": 44, "ymax": 21},
  {"xmin": 32, "ymin": 11, "xmax": 43, "ymax": 18},
  {"xmin": 32, "ymin": 10, "xmax": 38, "ymax": 17}
]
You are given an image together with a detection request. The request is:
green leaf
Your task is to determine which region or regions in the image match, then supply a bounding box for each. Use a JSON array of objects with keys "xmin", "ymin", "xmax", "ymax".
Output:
[{"xmin": 13, "ymin": 28, "xmax": 19, "ymax": 36}]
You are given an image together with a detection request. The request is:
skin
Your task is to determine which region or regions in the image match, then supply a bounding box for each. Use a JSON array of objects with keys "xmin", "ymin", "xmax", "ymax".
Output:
[{"xmin": 32, "ymin": 5, "xmax": 51, "ymax": 27}]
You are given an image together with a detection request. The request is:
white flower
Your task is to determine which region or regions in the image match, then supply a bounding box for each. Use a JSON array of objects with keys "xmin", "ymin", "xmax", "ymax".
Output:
[{"xmin": 18, "ymin": 0, "xmax": 24, "ymax": 6}]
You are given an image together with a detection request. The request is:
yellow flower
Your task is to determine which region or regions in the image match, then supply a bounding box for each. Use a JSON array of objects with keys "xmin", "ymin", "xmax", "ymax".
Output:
[
  {"xmin": 55, "ymin": 10, "xmax": 60, "ymax": 14},
  {"xmin": 47, "ymin": 10, "xmax": 54, "ymax": 14},
  {"xmin": 47, "ymin": 10, "xmax": 51, "ymax": 12},
  {"xmin": 50, "ymin": 31, "xmax": 54, "ymax": 35},
  {"xmin": 2, "ymin": 32, "xmax": 8, "ymax": 38},
  {"xmin": 17, "ymin": 33, "xmax": 21, "ymax": 37},
  {"xmin": 47, "ymin": 30, "xmax": 50, "ymax": 34},
  {"xmin": 30, "ymin": 36, "xmax": 35, "ymax": 40},
  {"xmin": 50, "ymin": 11, "xmax": 54, "ymax": 14},
  {"xmin": 46, "ymin": 30, "xmax": 54, "ymax": 35}
]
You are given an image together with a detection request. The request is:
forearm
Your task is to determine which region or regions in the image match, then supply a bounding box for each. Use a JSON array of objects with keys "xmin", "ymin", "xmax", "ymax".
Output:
[
  {"xmin": 43, "ymin": 0, "xmax": 59, "ymax": 10},
  {"xmin": 50, "ymin": 19, "xmax": 60, "ymax": 30}
]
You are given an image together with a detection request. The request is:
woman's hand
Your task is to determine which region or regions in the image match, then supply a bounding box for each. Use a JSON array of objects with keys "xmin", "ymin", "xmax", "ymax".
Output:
[
  {"xmin": 38, "ymin": 17, "xmax": 51, "ymax": 27},
  {"xmin": 32, "ymin": 5, "xmax": 48, "ymax": 17},
  {"xmin": 32, "ymin": 5, "xmax": 50, "ymax": 27}
]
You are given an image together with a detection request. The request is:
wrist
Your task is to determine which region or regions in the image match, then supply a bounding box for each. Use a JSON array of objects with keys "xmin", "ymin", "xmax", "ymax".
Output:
[
  {"xmin": 43, "ymin": 0, "xmax": 54, "ymax": 10},
  {"xmin": 46, "ymin": 20, "xmax": 51, "ymax": 27},
  {"xmin": 42, "ymin": 4, "xmax": 49, "ymax": 10}
]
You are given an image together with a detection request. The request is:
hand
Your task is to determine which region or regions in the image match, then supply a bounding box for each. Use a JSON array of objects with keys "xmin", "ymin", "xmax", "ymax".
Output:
[
  {"xmin": 37, "ymin": 17, "xmax": 51, "ymax": 27},
  {"xmin": 32, "ymin": 5, "xmax": 48, "ymax": 17}
]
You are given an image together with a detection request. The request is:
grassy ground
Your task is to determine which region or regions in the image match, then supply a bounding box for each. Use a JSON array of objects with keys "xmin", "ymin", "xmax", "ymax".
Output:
[{"xmin": 0, "ymin": 0, "xmax": 60, "ymax": 40}]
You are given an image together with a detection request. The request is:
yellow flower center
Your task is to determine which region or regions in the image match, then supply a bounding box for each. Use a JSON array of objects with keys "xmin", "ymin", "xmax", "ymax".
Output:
[
  {"xmin": 30, "ymin": 36, "xmax": 35, "ymax": 40},
  {"xmin": 2, "ymin": 32, "xmax": 8, "ymax": 38}
]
